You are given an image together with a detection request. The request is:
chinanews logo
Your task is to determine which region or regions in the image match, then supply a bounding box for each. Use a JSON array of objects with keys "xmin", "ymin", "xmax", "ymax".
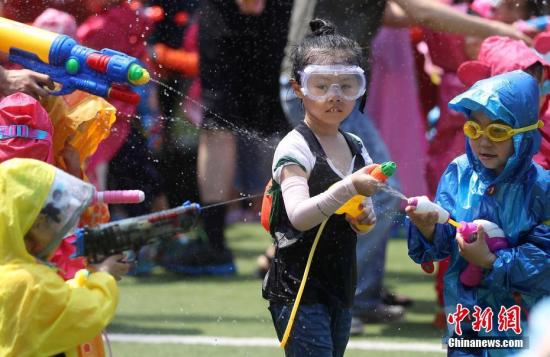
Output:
[{"xmin": 444, "ymin": 304, "xmax": 527, "ymax": 350}]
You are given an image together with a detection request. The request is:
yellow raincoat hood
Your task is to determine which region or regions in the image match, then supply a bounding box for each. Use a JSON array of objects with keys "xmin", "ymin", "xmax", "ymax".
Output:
[
  {"xmin": 0, "ymin": 159, "xmax": 118, "ymax": 357},
  {"xmin": 0, "ymin": 158, "xmax": 55, "ymax": 265}
]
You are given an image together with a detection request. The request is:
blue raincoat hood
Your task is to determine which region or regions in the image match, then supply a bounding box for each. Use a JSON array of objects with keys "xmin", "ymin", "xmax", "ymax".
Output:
[{"xmin": 449, "ymin": 70, "xmax": 542, "ymax": 184}]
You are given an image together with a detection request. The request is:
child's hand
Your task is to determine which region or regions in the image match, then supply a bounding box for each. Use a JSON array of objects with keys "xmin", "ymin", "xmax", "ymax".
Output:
[
  {"xmin": 90, "ymin": 254, "xmax": 131, "ymax": 281},
  {"xmin": 456, "ymin": 225, "xmax": 497, "ymax": 270},
  {"xmin": 405, "ymin": 204, "xmax": 438, "ymax": 241},
  {"xmin": 346, "ymin": 203, "xmax": 376, "ymax": 232},
  {"xmin": 351, "ymin": 164, "xmax": 381, "ymax": 197}
]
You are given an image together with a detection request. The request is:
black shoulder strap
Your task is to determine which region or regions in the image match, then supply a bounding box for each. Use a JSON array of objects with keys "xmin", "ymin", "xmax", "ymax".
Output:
[
  {"xmin": 295, "ymin": 122, "xmax": 326, "ymax": 157},
  {"xmin": 339, "ymin": 129, "xmax": 363, "ymax": 157},
  {"xmin": 295, "ymin": 121, "xmax": 364, "ymax": 158}
]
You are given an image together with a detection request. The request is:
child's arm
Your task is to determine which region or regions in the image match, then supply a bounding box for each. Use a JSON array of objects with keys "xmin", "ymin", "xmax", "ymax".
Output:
[
  {"xmin": 407, "ymin": 219, "xmax": 456, "ymax": 264},
  {"xmin": 21, "ymin": 267, "xmax": 119, "ymax": 356},
  {"xmin": 406, "ymin": 164, "xmax": 459, "ymax": 264},
  {"xmin": 484, "ymin": 224, "xmax": 550, "ymax": 296},
  {"xmin": 280, "ymin": 164, "xmax": 379, "ymax": 231}
]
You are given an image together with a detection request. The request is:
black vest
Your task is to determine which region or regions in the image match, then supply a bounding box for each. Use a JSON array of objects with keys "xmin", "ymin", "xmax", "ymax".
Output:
[{"xmin": 263, "ymin": 123, "xmax": 366, "ymax": 308}]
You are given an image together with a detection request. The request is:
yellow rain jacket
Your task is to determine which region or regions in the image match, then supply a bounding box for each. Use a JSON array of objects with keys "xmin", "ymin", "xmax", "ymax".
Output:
[{"xmin": 0, "ymin": 159, "xmax": 118, "ymax": 357}]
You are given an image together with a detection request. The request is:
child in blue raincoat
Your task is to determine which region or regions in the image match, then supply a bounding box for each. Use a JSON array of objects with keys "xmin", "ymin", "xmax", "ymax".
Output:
[{"xmin": 406, "ymin": 70, "xmax": 550, "ymax": 357}]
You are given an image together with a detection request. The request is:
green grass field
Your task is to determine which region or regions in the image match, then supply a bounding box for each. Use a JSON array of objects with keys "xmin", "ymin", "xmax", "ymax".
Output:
[{"xmin": 108, "ymin": 223, "xmax": 446, "ymax": 356}]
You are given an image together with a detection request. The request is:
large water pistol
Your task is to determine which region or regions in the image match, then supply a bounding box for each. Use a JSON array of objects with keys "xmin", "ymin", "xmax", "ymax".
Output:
[
  {"xmin": 0, "ymin": 16, "xmax": 150, "ymax": 104},
  {"xmin": 335, "ymin": 161, "xmax": 397, "ymax": 232},
  {"xmin": 72, "ymin": 202, "xmax": 200, "ymax": 263}
]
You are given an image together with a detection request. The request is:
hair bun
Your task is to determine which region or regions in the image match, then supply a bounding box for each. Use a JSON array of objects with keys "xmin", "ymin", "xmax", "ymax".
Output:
[{"xmin": 309, "ymin": 18, "xmax": 336, "ymax": 36}]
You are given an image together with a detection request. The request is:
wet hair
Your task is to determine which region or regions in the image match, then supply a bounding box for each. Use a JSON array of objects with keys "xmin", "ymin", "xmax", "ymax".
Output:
[{"xmin": 290, "ymin": 19, "xmax": 364, "ymax": 82}]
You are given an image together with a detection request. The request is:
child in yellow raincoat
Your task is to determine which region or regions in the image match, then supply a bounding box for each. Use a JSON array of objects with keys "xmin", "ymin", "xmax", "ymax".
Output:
[{"xmin": 0, "ymin": 158, "xmax": 130, "ymax": 357}]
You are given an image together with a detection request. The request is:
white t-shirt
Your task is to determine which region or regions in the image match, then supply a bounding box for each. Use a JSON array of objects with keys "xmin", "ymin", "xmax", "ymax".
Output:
[{"xmin": 272, "ymin": 128, "xmax": 373, "ymax": 184}]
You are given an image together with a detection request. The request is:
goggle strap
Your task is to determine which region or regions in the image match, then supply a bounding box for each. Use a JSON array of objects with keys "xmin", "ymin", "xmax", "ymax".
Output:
[{"xmin": 511, "ymin": 120, "xmax": 544, "ymax": 134}]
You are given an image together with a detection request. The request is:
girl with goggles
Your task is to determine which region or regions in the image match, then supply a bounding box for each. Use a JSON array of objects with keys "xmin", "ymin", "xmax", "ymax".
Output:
[
  {"xmin": 463, "ymin": 119, "xmax": 544, "ymax": 142},
  {"xmin": 265, "ymin": 19, "xmax": 382, "ymax": 357},
  {"xmin": 299, "ymin": 64, "xmax": 366, "ymax": 101}
]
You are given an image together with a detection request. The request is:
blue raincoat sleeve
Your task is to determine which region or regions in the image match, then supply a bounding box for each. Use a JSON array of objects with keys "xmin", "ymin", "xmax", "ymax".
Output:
[
  {"xmin": 485, "ymin": 223, "xmax": 550, "ymax": 296},
  {"xmin": 407, "ymin": 162, "xmax": 459, "ymax": 264},
  {"xmin": 407, "ymin": 222, "xmax": 456, "ymax": 263}
]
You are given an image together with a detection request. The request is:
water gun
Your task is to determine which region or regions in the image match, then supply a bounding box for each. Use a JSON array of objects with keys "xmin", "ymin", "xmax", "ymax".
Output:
[
  {"xmin": 456, "ymin": 220, "xmax": 507, "ymax": 287},
  {"xmin": 335, "ymin": 161, "xmax": 397, "ymax": 232},
  {"xmin": 72, "ymin": 202, "xmax": 200, "ymax": 263},
  {"xmin": 407, "ymin": 196, "xmax": 508, "ymax": 286},
  {"xmin": 0, "ymin": 16, "xmax": 150, "ymax": 105}
]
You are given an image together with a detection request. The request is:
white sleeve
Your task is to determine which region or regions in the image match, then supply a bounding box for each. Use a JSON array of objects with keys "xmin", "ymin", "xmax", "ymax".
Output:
[
  {"xmin": 272, "ymin": 130, "xmax": 315, "ymax": 183},
  {"xmin": 281, "ymin": 175, "xmax": 358, "ymax": 231}
]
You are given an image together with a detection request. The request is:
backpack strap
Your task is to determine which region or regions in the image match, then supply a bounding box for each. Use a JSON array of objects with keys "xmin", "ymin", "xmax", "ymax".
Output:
[
  {"xmin": 295, "ymin": 122, "xmax": 326, "ymax": 157},
  {"xmin": 340, "ymin": 130, "xmax": 363, "ymax": 157}
]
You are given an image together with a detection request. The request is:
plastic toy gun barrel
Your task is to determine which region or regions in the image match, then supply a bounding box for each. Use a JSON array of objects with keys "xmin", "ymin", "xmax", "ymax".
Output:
[
  {"xmin": 0, "ymin": 16, "xmax": 150, "ymax": 104},
  {"xmin": 73, "ymin": 202, "xmax": 200, "ymax": 263},
  {"xmin": 93, "ymin": 190, "xmax": 145, "ymax": 204}
]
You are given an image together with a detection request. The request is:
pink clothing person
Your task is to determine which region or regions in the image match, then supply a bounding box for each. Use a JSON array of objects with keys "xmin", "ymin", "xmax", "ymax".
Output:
[
  {"xmin": 32, "ymin": 8, "xmax": 77, "ymax": 37},
  {"xmin": 367, "ymin": 27, "xmax": 428, "ymax": 197}
]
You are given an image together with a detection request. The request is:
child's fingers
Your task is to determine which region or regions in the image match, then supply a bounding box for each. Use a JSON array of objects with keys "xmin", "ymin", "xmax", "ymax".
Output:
[
  {"xmin": 455, "ymin": 234, "xmax": 466, "ymax": 252},
  {"xmin": 357, "ymin": 210, "xmax": 376, "ymax": 225},
  {"xmin": 476, "ymin": 225, "xmax": 486, "ymax": 241}
]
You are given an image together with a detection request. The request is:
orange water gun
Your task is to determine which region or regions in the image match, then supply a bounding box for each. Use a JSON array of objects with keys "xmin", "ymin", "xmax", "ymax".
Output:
[{"xmin": 334, "ymin": 161, "xmax": 397, "ymax": 232}]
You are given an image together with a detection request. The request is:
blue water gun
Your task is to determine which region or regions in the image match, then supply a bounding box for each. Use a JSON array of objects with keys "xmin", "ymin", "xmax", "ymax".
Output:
[{"xmin": 0, "ymin": 16, "xmax": 150, "ymax": 104}]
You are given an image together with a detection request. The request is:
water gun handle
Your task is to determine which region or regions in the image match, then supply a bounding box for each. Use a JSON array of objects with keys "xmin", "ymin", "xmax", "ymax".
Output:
[
  {"xmin": 93, "ymin": 190, "xmax": 145, "ymax": 204},
  {"xmin": 457, "ymin": 222, "xmax": 482, "ymax": 287},
  {"xmin": 457, "ymin": 222, "xmax": 478, "ymax": 243}
]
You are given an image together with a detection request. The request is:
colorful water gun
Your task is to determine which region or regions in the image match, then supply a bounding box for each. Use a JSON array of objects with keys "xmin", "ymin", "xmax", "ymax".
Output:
[
  {"xmin": 455, "ymin": 220, "xmax": 507, "ymax": 287},
  {"xmin": 407, "ymin": 196, "xmax": 508, "ymax": 287},
  {"xmin": 0, "ymin": 16, "xmax": 150, "ymax": 104},
  {"xmin": 73, "ymin": 202, "xmax": 200, "ymax": 263},
  {"xmin": 280, "ymin": 162, "xmax": 397, "ymax": 348},
  {"xmin": 335, "ymin": 161, "xmax": 397, "ymax": 232}
]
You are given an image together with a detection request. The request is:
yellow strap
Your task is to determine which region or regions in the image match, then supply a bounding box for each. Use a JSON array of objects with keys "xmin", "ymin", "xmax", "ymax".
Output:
[
  {"xmin": 280, "ymin": 219, "xmax": 328, "ymax": 348},
  {"xmin": 543, "ymin": 219, "xmax": 550, "ymax": 226}
]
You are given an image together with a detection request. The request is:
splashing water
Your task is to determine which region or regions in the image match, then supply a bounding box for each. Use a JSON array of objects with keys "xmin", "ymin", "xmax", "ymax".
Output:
[
  {"xmin": 149, "ymin": 78, "xmax": 279, "ymax": 152},
  {"xmin": 377, "ymin": 182, "xmax": 408, "ymax": 201}
]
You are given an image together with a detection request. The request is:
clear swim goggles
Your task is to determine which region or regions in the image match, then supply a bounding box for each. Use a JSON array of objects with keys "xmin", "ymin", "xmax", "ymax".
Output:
[
  {"xmin": 463, "ymin": 120, "xmax": 544, "ymax": 142},
  {"xmin": 299, "ymin": 65, "xmax": 366, "ymax": 101}
]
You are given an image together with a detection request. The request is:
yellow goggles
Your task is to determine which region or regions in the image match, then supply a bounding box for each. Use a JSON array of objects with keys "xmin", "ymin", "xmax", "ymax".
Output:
[{"xmin": 463, "ymin": 120, "xmax": 544, "ymax": 142}]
